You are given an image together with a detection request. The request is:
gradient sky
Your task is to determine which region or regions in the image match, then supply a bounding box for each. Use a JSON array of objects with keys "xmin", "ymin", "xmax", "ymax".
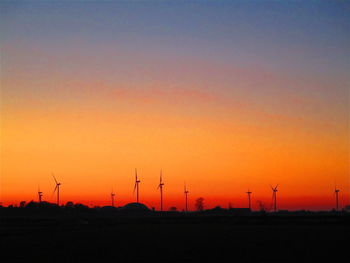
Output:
[{"xmin": 1, "ymin": 0, "xmax": 349, "ymax": 210}]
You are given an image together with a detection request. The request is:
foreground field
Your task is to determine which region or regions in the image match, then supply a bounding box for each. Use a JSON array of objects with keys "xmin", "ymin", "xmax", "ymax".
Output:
[{"xmin": 1, "ymin": 213, "xmax": 349, "ymax": 262}]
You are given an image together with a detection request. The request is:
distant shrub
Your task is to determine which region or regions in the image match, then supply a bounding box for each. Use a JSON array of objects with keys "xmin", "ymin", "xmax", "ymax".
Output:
[{"xmin": 195, "ymin": 197, "xmax": 204, "ymax": 211}]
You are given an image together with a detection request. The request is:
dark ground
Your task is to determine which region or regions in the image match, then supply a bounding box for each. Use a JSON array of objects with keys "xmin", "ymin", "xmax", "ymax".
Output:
[{"xmin": 1, "ymin": 211, "xmax": 349, "ymax": 263}]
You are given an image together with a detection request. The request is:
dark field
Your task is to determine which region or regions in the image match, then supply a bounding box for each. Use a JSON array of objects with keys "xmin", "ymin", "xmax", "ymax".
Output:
[{"xmin": 2, "ymin": 212, "xmax": 349, "ymax": 263}]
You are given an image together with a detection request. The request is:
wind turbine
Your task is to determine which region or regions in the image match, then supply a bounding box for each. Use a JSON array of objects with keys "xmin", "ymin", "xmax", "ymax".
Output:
[
  {"xmin": 38, "ymin": 186, "xmax": 43, "ymax": 203},
  {"xmin": 133, "ymin": 169, "xmax": 141, "ymax": 203},
  {"xmin": 246, "ymin": 189, "xmax": 252, "ymax": 210},
  {"xmin": 334, "ymin": 187, "xmax": 340, "ymax": 211},
  {"xmin": 157, "ymin": 169, "xmax": 164, "ymax": 211},
  {"xmin": 52, "ymin": 174, "xmax": 61, "ymax": 206},
  {"xmin": 111, "ymin": 190, "xmax": 116, "ymax": 207},
  {"xmin": 184, "ymin": 183, "xmax": 189, "ymax": 212},
  {"xmin": 270, "ymin": 185, "xmax": 278, "ymax": 212}
]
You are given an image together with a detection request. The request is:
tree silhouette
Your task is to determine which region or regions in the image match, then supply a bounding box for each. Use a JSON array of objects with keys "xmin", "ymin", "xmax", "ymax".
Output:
[
  {"xmin": 169, "ymin": 206, "xmax": 177, "ymax": 211},
  {"xmin": 65, "ymin": 201, "xmax": 74, "ymax": 208},
  {"xmin": 257, "ymin": 201, "xmax": 266, "ymax": 212},
  {"xmin": 195, "ymin": 197, "xmax": 204, "ymax": 211}
]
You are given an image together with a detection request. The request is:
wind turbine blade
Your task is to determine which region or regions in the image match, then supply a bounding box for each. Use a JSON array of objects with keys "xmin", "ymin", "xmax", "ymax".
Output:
[
  {"xmin": 133, "ymin": 182, "xmax": 137, "ymax": 194},
  {"xmin": 52, "ymin": 174, "xmax": 58, "ymax": 184},
  {"xmin": 53, "ymin": 185, "xmax": 58, "ymax": 195}
]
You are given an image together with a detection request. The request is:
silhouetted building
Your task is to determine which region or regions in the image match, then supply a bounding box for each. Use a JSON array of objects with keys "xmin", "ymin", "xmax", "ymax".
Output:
[{"xmin": 121, "ymin": 202, "xmax": 150, "ymax": 212}]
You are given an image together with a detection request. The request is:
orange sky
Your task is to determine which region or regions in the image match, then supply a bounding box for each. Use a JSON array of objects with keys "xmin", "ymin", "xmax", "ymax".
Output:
[
  {"xmin": 1, "ymin": 80, "xmax": 348, "ymax": 210},
  {"xmin": 1, "ymin": 1, "xmax": 349, "ymax": 211}
]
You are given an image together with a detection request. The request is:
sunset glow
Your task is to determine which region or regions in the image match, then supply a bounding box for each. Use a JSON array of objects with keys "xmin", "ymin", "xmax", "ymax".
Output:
[{"xmin": 1, "ymin": 0, "xmax": 349, "ymax": 210}]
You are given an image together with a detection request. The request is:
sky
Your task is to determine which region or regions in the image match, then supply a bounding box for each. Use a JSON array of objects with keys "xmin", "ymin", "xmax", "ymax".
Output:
[{"xmin": 0, "ymin": 0, "xmax": 349, "ymax": 210}]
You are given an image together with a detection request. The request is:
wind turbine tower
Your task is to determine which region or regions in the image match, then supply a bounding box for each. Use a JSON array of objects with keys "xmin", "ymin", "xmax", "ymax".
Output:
[
  {"xmin": 157, "ymin": 170, "xmax": 164, "ymax": 211},
  {"xmin": 133, "ymin": 169, "xmax": 141, "ymax": 203},
  {"xmin": 246, "ymin": 189, "xmax": 252, "ymax": 210},
  {"xmin": 335, "ymin": 187, "xmax": 340, "ymax": 211},
  {"xmin": 111, "ymin": 191, "xmax": 116, "ymax": 207},
  {"xmin": 184, "ymin": 183, "xmax": 189, "ymax": 212},
  {"xmin": 270, "ymin": 185, "xmax": 278, "ymax": 212},
  {"xmin": 52, "ymin": 174, "xmax": 61, "ymax": 206},
  {"xmin": 38, "ymin": 187, "xmax": 43, "ymax": 203}
]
